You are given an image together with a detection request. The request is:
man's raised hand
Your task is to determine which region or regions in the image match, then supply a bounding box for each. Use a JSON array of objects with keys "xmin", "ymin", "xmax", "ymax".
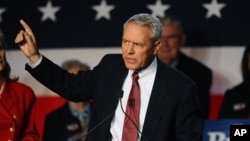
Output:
[{"xmin": 15, "ymin": 19, "xmax": 41, "ymax": 64}]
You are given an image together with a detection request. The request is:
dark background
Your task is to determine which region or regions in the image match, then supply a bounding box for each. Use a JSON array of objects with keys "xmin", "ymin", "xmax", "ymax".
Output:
[{"xmin": 0, "ymin": 0, "xmax": 250, "ymax": 49}]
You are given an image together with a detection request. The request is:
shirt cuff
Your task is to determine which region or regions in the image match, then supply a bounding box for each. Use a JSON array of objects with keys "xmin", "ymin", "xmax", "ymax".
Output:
[{"xmin": 27, "ymin": 55, "xmax": 43, "ymax": 69}]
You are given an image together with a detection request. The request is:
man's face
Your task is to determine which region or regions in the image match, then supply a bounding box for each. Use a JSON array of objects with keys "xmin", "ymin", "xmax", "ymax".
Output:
[
  {"xmin": 122, "ymin": 22, "xmax": 159, "ymax": 71},
  {"xmin": 157, "ymin": 25, "xmax": 185, "ymax": 65}
]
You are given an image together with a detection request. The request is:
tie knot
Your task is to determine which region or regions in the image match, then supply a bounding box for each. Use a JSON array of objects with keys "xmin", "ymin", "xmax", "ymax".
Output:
[{"xmin": 132, "ymin": 71, "xmax": 139, "ymax": 81}]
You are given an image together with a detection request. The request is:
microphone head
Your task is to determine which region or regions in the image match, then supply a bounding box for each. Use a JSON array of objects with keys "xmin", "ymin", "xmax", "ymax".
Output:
[{"xmin": 117, "ymin": 90, "xmax": 124, "ymax": 99}]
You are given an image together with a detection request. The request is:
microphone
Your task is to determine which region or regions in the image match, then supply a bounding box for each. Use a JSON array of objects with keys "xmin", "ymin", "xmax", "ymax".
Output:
[
  {"xmin": 119, "ymin": 94, "xmax": 148, "ymax": 141},
  {"xmin": 117, "ymin": 89, "xmax": 124, "ymax": 99},
  {"xmin": 80, "ymin": 90, "xmax": 124, "ymax": 140}
]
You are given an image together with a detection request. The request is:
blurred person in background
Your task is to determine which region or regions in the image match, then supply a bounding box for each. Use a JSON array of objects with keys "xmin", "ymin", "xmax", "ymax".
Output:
[
  {"xmin": 157, "ymin": 15, "xmax": 213, "ymax": 119},
  {"xmin": 218, "ymin": 44, "xmax": 250, "ymax": 119},
  {"xmin": 43, "ymin": 59, "xmax": 91, "ymax": 141}
]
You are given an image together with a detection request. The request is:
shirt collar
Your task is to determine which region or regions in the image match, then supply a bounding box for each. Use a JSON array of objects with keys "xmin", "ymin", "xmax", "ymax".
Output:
[{"xmin": 128, "ymin": 56, "xmax": 157, "ymax": 79}]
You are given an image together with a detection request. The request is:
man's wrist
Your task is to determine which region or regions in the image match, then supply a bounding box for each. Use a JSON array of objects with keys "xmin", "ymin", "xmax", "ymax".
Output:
[
  {"xmin": 28, "ymin": 55, "xmax": 43, "ymax": 69},
  {"xmin": 28, "ymin": 54, "xmax": 41, "ymax": 64}
]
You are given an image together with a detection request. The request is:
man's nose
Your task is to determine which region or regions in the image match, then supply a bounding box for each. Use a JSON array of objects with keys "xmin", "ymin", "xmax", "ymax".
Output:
[{"xmin": 127, "ymin": 44, "xmax": 135, "ymax": 53}]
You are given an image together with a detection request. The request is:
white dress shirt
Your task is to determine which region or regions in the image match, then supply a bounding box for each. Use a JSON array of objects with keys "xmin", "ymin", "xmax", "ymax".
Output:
[{"xmin": 110, "ymin": 57, "xmax": 157, "ymax": 141}]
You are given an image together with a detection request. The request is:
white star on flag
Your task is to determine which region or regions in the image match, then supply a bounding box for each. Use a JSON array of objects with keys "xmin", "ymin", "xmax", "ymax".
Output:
[
  {"xmin": 38, "ymin": 1, "xmax": 61, "ymax": 22},
  {"xmin": 147, "ymin": 0, "xmax": 170, "ymax": 17},
  {"xmin": 92, "ymin": 0, "xmax": 115, "ymax": 21},
  {"xmin": 203, "ymin": 0, "xmax": 226, "ymax": 19},
  {"xmin": 0, "ymin": 8, "xmax": 6, "ymax": 23}
]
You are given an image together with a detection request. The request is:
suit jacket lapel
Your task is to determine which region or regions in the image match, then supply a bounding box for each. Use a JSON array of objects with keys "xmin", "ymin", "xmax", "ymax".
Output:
[
  {"xmin": 0, "ymin": 80, "xmax": 18, "ymax": 120},
  {"xmin": 113, "ymin": 64, "xmax": 128, "ymax": 99},
  {"xmin": 97, "ymin": 59, "xmax": 128, "ymax": 141},
  {"xmin": 141, "ymin": 59, "xmax": 169, "ymax": 141}
]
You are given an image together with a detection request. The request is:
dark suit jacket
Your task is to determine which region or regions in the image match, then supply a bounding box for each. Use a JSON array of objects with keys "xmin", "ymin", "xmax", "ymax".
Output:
[
  {"xmin": 176, "ymin": 52, "xmax": 212, "ymax": 118},
  {"xmin": 26, "ymin": 54, "xmax": 203, "ymax": 141},
  {"xmin": 43, "ymin": 103, "xmax": 86, "ymax": 141},
  {"xmin": 218, "ymin": 83, "xmax": 250, "ymax": 119}
]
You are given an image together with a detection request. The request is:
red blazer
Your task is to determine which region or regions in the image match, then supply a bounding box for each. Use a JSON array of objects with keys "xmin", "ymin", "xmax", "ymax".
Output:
[{"xmin": 0, "ymin": 79, "xmax": 40, "ymax": 141}]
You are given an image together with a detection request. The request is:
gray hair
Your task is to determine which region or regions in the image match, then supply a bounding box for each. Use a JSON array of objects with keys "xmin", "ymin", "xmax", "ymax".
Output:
[
  {"xmin": 123, "ymin": 13, "xmax": 162, "ymax": 43},
  {"xmin": 61, "ymin": 59, "xmax": 90, "ymax": 71},
  {"xmin": 158, "ymin": 15, "xmax": 183, "ymax": 34}
]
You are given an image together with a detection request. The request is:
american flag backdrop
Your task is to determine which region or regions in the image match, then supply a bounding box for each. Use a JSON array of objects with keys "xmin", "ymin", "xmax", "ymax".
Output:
[
  {"xmin": 0, "ymin": 0, "xmax": 249, "ymax": 136},
  {"xmin": 0, "ymin": 0, "xmax": 249, "ymax": 96},
  {"xmin": 1, "ymin": 0, "xmax": 250, "ymax": 48}
]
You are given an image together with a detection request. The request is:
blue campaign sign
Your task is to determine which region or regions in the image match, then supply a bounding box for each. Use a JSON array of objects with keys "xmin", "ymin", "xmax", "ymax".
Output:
[{"xmin": 203, "ymin": 119, "xmax": 250, "ymax": 141}]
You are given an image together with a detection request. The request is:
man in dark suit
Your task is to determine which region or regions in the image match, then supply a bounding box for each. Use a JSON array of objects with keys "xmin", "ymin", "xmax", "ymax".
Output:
[
  {"xmin": 157, "ymin": 16, "xmax": 212, "ymax": 119},
  {"xmin": 15, "ymin": 13, "xmax": 203, "ymax": 141}
]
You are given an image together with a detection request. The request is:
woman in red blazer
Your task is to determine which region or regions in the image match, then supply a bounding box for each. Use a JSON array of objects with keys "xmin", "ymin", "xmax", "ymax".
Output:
[{"xmin": 0, "ymin": 40, "xmax": 40, "ymax": 140}]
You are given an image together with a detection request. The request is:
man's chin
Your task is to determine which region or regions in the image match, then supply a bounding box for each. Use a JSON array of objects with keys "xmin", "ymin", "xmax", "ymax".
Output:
[{"xmin": 125, "ymin": 64, "xmax": 138, "ymax": 70}]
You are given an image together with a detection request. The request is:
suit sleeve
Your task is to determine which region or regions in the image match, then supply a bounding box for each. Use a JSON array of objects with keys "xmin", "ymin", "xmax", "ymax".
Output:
[{"xmin": 25, "ymin": 56, "xmax": 93, "ymax": 102}]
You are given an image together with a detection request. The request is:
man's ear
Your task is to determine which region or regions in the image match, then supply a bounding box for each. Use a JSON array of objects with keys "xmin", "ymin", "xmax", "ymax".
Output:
[{"xmin": 153, "ymin": 40, "xmax": 161, "ymax": 54}]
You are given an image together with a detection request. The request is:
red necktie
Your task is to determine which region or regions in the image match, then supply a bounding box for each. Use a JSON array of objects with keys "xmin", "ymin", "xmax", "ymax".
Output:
[{"xmin": 122, "ymin": 72, "xmax": 140, "ymax": 141}]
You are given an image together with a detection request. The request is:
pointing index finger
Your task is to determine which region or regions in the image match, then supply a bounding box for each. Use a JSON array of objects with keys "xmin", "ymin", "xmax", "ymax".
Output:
[{"xmin": 19, "ymin": 19, "xmax": 36, "ymax": 43}]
